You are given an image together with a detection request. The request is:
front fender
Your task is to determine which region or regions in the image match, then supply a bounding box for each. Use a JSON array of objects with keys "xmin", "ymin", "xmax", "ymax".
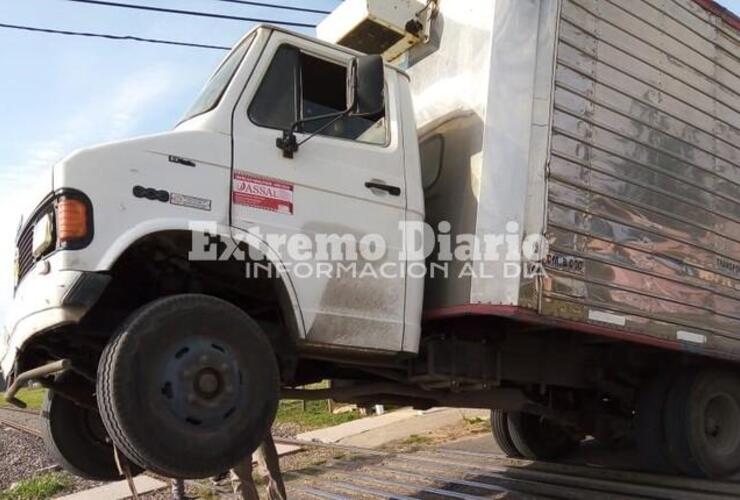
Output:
[
  {"xmin": 98, "ymin": 219, "xmax": 307, "ymax": 340},
  {"xmin": 229, "ymin": 225, "xmax": 307, "ymax": 340}
]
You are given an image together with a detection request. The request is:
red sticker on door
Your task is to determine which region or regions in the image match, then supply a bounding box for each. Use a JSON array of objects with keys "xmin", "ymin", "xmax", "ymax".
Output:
[{"xmin": 232, "ymin": 171, "xmax": 294, "ymax": 215}]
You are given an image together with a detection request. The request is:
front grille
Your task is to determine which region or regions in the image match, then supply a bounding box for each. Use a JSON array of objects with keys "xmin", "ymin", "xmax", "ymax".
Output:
[{"xmin": 16, "ymin": 198, "xmax": 55, "ymax": 286}]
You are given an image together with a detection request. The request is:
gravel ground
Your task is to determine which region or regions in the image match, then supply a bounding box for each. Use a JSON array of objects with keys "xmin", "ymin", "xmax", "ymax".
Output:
[
  {"xmin": 0, "ymin": 410, "xmax": 388, "ymax": 499},
  {"xmin": 272, "ymin": 421, "xmax": 302, "ymax": 438},
  {"xmin": 0, "ymin": 428, "xmax": 56, "ymax": 490},
  {"xmin": 0, "ymin": 418, "xmax": 105, "ymax": 497}
]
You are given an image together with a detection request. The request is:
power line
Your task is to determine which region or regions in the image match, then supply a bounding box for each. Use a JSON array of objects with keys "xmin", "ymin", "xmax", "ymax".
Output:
[
  {"xmin": 214, "ymin": 0, "xmax": 331, "ymax": 15},
  {"xmin": 0, "ymin": 23, "xmax": 231, "ymax": 50},
  {"xmin": 65, "ymin": 0, "xmax": 318, "ymax": 28}
]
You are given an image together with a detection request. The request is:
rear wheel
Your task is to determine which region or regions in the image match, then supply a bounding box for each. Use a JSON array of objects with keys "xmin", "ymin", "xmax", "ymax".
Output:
[
  {"xmin": 506, "ymin": 411, "xmax": 579, "ymax": 460},
  {"xmin": 664, "ymin": 370, "xmax": 740, "ymax": 479},
  {"xmin": 490, "ymin": 410, "xmax": 521, "ymax": 458},
  {"xmin": 635, "ymin": 371, "xmax": 678, "ymax": 474},
  {"xmin": 97, "ymin": 294, "xmax": 280, "ymax": 478},
  {"xmin": 42, "ymin": 389, "xmax": 141, "ymax": 480}
]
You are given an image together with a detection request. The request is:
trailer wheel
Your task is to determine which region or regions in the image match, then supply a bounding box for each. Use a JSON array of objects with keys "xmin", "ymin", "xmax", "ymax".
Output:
[
  {"xmin": 490, "ymin": 410, "xmax": 521, "ymax": 458},
  {"xmin": 635, "ymin": 371, "xmax": 678, "ymax": 474},
  {"xmin": 506, "ymin": 411, "xmax": 579, "ymax": 460},
  {"xmin": 42, "ymin": 390, "xmax": 141, "ymax": 480},
  {"xmin": 97, "ymin": 294, "xmax": 280, "ymax": 478},
  {"xmin": 664, "ymin": 370, "xmax": 740, "ymax": 479}
]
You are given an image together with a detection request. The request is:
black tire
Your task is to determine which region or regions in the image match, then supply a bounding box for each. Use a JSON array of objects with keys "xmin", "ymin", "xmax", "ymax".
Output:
[
  {"xmin": 491, "ymin": 410, "xmax": 521, "ymax": 458},
  {"xmin": 664, "ymin": 370, "xmax": 740, "ymax": 479},
  {"xmin": 97, "ymin": 294, "xmax": 280, "ymax": 478},
  {"xmin": 635, "ymin": 371, "xmax": 678, "ymax": 474},
  {"xmin": 42, "ymin": 390, "xmax": 141, "ymax": 481},
  {"xmin": 507, "ymin": 411, "xmax": 579, "ymax": 460}
]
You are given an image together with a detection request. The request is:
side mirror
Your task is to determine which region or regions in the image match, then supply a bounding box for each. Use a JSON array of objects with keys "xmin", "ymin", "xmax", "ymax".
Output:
[{"xmin": 348, "ymin": 55, "xmax": 385, "ymax": 116}]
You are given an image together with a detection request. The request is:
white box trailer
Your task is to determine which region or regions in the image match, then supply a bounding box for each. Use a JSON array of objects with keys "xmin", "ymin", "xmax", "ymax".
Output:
[{"xmin": 324, "ymin": 0, "xmax": 740, "ymax": 359}]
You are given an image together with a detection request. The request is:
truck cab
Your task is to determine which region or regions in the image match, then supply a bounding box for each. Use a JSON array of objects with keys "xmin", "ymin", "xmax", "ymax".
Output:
[{"xmin": 2, "ymin": 25, "xmax": 426, "ymax": 480}]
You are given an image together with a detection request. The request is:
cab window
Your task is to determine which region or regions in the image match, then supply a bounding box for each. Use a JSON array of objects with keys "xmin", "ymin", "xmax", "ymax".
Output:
[
  {"xmin": 249, "ymin": 45, "xmax": 387, "ymax": 145},
  {"xmin": 182, "ymin": 33, "xmax": 255, "ymax": 123}
]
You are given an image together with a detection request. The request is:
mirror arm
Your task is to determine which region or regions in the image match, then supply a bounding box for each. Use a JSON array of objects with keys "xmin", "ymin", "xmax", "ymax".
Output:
[{"xmin": 276, "ymin": 105, "xmax": 354, "ymax": 159}]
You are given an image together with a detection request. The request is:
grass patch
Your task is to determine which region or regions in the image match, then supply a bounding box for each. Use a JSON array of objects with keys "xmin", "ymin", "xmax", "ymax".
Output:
[
  {"xmin": 402, "ymin": 434, "xmax": 433, "ymax": 446},
  {"xmin": 0, "ymin": 472, "xmax": 72, "ymax": 500},
  {"xmin": 275, "ymin": 399, "xmax": 360, "ymax": 431},
  {"xmin": 463, "ymin": 416, "xmax": 485, "ymax": 425},
  {"xmin": 0, "ymin": 387, "xmax": 46, "ymax": 411},
  {"xmin": 463, "ymin": 415, "xmax": 490, "ymax": 434},
  {"xmin": 275, "ymin": 380, "xmax": 363, "ymax": 431},
  {"xmin": 188, "ymin": 481, "xmax": 220, "ymax": 500}
]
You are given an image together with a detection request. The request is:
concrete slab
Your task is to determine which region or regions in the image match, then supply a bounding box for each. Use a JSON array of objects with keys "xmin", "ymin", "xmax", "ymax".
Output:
[
  {"xmin": 57, "ymin": 475, "xmax": 167, "ymax": 500},
  {"xmin": 337, "ymin": 408, "xmax": 489, "ymax": 448},
  {"xmin": 270, "ymin": 443, "xmax": 301, "ymax": 457},
  {"xmin": 293, "ymin": 407, "xmax": 489, "ymax": 449},
  {"xmin": 296, "ymin": 408, "xmax": 419, "ymax": 443}
]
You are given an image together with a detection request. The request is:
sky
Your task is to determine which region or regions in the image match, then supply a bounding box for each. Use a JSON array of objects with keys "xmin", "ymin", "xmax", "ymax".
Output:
[
  {"xmin": 0, "ymin": 0, "xmax": 338, "ymax": 324},
  {"xmin": 0, "ymin": 0, "xmax": 738, "ymax": 326}
]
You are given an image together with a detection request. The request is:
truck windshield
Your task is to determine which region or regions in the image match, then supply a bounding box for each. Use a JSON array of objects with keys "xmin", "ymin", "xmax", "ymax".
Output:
[{"xmin": 180, "ymin": 33, "xmax": 256, "ymax": 123}]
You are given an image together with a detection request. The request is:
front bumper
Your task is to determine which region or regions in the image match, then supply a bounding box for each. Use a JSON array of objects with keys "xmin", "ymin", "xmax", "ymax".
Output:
[{"xmin": 0, "ymin": 268, "xmax": 110, "ymax": 377}]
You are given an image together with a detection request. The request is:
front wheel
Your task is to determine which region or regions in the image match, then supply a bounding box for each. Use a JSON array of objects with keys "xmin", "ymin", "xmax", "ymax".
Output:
[{"xmin": 97, "ymin": 294, "xmax": 280, "ymax": 478}]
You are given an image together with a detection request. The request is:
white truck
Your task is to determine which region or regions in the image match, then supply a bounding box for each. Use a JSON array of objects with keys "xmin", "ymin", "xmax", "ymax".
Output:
[{"xmin": 3, "ymin": 0, "xmax": 740, "ymax": 481}]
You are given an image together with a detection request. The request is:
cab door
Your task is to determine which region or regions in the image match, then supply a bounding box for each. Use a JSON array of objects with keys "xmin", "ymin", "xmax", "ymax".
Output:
[{"xmin": 231, "ymin": 31, "xmax": 408, "ymax": 353}]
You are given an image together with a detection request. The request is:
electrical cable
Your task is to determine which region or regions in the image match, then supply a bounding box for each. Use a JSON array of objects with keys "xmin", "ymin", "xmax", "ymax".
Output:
[
  {"xmin": 0, "ymin": 22, "xmax": 231, "ymax": 50},
  {"xmin": 65, "ymin": 0, "xmax": 317, "ymax": 28},
  {"xmin": 213, "ymin": 0, "xmax": 331, "ymax": 15}
]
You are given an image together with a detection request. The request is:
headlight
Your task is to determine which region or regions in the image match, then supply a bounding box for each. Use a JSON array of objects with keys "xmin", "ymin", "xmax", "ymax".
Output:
[{"xmin": 32, "ymin": 213, "xmax": 54, "ymax": 258}]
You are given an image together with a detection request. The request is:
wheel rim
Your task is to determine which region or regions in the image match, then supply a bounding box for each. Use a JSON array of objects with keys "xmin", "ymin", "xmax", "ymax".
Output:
[
  {"xmin": 83, "ymin": 408, "xmax": 112, "ymax": 447},
  {"xmin": 159, "ymin": 337, "xmax": 243, "ymax": 429},
  {"xmin": 701, "ymin": 392, "xmax": 740, "ymax": 457}
]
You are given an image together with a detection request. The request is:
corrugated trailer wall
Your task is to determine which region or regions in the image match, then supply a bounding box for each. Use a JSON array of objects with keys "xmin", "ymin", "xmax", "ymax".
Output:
[{"xmin": 544, "ymin": 0, "xmax": 740, "ymax": 356}]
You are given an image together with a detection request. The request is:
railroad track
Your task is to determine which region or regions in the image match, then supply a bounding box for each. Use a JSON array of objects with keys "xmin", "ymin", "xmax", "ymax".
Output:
[
  {"xmin": 0, "ymin": 405, "xmax": 38, "ymax": 414},
  {"xmin": 275, "ymin": 438, "xmax": 740, "ymax": 500},
  {"xmin": 0, "ymin": 405, "xmax": 41, "ymax": 438},
  {"xmin": 1, "ymin": 416, "xmax": 737, "ymax": 499},
  {"xmin": 0, "ymin": 415, "xmax": 41, "ymax": 437}
]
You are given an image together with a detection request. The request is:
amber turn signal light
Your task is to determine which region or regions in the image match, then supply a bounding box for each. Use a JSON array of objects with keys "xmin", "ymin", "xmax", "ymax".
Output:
[{"xmin": 56, "ymin": 198, "xmax": 88, "ymax": 242}]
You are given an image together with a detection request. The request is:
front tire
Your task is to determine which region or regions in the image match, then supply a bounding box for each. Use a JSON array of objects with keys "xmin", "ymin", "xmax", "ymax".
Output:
[{"xmin": 97, "ymin": 294, "xmax": 280, "ymax": 478}]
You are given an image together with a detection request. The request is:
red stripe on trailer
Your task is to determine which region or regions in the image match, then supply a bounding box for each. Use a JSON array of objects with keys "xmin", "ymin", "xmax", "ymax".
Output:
[
  {"xmin": 694, "ymin": 0, "xmax": 740, "ymax": 31},
  {"xmin": 422, "ymin": 304, "xmax": 740, "ymax": 361}
]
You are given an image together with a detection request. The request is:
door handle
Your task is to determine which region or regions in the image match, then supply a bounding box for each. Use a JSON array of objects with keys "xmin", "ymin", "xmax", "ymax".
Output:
[{"xmin": 365, "ymin": 181, "xmax": 401, "ymax": 196}]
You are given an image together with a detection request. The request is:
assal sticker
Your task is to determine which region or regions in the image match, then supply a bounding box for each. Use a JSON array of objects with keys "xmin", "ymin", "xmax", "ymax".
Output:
[
  {"xmin": 588, "ymin": 309, "xmax": 626, "ymax": 326},
  {"xmin": 677, "ymin": 330, "xmax": 707, "ymax": 344},
  {"xmin": 233, "ymin": 171, "xmax": 294, "ymax": 215}
]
